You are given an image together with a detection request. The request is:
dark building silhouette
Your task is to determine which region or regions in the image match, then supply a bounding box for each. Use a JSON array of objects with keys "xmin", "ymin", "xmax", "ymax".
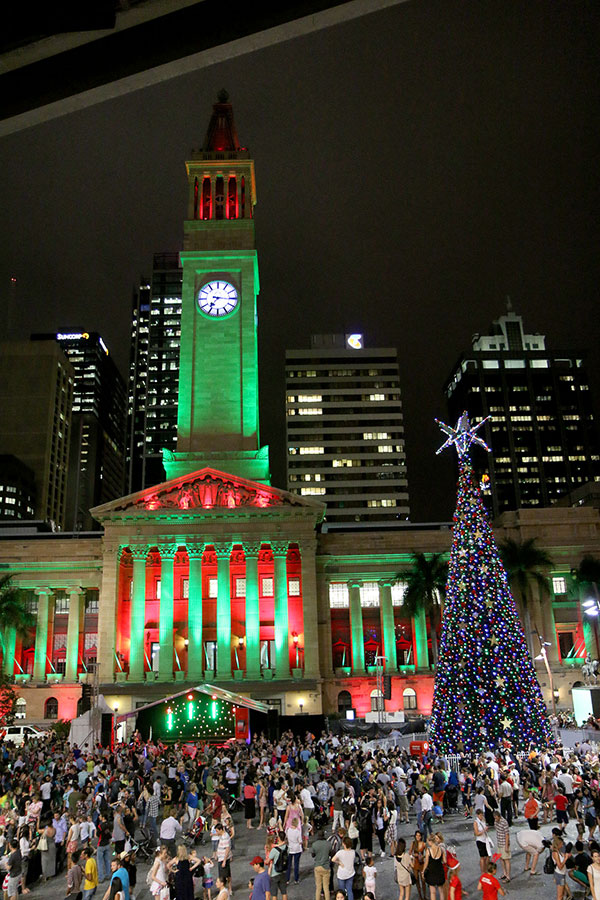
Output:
[{"xmin": 445, "ymin": 310, "xmax": 600, "ymax": 517}]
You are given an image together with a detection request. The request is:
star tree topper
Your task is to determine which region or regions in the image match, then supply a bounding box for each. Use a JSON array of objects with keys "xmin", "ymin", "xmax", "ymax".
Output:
[{"xmin": 435, "ymin": 411, "xmax": 491, "ymax": 457}]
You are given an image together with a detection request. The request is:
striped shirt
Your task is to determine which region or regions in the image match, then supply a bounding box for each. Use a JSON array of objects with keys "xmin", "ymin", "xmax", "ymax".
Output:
[{"xmin": 495, "ymin": 816, "xmax": 509, "ymax": 848}]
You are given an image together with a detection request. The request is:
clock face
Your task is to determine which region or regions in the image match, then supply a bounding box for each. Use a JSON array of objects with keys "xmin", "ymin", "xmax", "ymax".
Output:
[{"xmin": 197, "ymin": 280, "xmax": 239, "ymax": 318}]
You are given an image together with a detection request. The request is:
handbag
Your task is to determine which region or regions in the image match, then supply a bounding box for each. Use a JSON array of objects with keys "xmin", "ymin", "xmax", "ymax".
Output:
[
  {"xmin": 543, "ymin": 852, "xmax": 556, "ymax": 875},
  {"xmin": 348, "ymin": 819, "xmax": 359, "ymax": 840},
  {"xmin": 38, "ymin": 835, "xmax": 48, "ymax": 851}
]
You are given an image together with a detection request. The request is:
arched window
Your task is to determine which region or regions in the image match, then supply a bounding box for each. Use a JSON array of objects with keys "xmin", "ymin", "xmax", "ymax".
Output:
[
  {"xmin": 337, "ymin": 690, "xmax": 352, "ymax": 713},
  {"xmin": 44, "ymin": 697, "xmax": 58, "ymax": 720},
  {"xmin": 370, "ymin": 688, "xmax": 384, "ymax": 712},
  {"xmin": 403, "ymin": 687, "xmax": 417, "ymax": 710},
  {"xmin": 15, "ymin": 698, "xmax": 26, "ymax": 720}
]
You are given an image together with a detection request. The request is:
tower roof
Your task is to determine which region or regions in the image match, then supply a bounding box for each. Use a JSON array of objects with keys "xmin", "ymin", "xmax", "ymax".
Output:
[{"xmin": 202, "ymin": 90, "xmax": 241, "ymax": 152}]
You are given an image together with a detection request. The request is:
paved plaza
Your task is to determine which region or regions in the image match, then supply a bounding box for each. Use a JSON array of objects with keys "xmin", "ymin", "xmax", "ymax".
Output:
[{"xmin": 22, "ymin": 809, "xmax": 575, "ymax": 900}]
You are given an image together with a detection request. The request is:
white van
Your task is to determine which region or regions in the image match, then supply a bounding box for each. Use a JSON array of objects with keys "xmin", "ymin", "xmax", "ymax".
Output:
[{"xmin": 1, "ymin": 724, "xmax": 46, "ymax": 745}]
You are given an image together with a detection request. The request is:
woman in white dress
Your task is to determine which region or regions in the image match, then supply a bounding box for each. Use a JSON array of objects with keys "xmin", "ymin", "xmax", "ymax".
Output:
[
  {"xmin": 588, "ymin": 847, "xmax": 600, "ymax": 900},
  {"xmin": 394, "ymin": 837, "xmax": 413, "ymax": 900},
  {"xmin": 149, "ymin": 846, "xmax": 170, "ymax": 900}
]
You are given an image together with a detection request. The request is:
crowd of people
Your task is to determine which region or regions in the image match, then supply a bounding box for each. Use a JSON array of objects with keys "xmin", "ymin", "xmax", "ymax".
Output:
[{"xmin": 1, "ymin": 727, "xmax": 600, "ymax": 900}]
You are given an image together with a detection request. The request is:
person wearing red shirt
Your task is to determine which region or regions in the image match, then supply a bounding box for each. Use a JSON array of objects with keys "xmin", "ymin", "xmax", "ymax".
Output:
[
  {"xmin": 478, "ymin": 863, "xmax": 506, "ymax": 899},
  {"xmin": 449, "ymin": 862, "xmax": 463, "ymax": 900},
  {"xmin": 555, "ymin": 790, "xmax": 569, "ymax": 831}
]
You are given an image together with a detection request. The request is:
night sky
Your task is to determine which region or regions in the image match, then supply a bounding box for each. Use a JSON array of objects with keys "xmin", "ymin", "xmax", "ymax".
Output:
[{"xmin": 0, "ymin": 0, "xmax": 597, "ymax": 522}]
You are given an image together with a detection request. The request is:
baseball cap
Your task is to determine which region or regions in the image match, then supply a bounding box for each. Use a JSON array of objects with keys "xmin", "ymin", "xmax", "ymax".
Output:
[{"xmin": 251, "ymin": 856, "xmax": 264, "ymax": 866}]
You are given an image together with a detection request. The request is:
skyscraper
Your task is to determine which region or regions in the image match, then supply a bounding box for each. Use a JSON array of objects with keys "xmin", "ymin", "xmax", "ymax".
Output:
[
  {"xmin": 127, "ymin": 253, "xmax": 182, "ymax": 492},
  {"xmin": 31, "ymin": 331, "xmax": 127, "ymax": 530},
  {"xmin": 285, "ymin": 334, "xmax": 410, "ymax": 527},
  {"xmin": 0, "ymin": 340, "xmax": 73, "ymax": 528},
  {"xmin": 444, "ymin": 309, "xmax": 600, "ymax": 516}
]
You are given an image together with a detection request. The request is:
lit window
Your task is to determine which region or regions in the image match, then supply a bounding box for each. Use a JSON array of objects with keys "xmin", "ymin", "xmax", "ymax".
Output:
[
  {"xmin": 482, "ymin": 360, "xmax": 499, "ymax": 369},
  {"xmin": 378, "ymin": 445, "xmax": 393, "ymax": 453},
  {"xmin": 54, "ymin": 596, "xmax": 69, "ymax": 614},
  {"xmin": 391, "ymin": 583, "xmax": 406, "ymax": 606},
  {"xmin": 369, "ymin": 394, "xmax": 385, "ymax": 401},
  {"xmin": 289, "ymin": 578, "xmax": 301, "ymax": 596},
  {"xmin": 332, "ymin": 459, "xmax": 353, "ymax": 467},
  {"xmin": 208, "ymin": 577, "xmax": 218, "ymax": 598},
  {"xmin": 329, "ymin": 583, "xmax": 349, "ymax": 608},
  {"xmin": 84, "ymin": 633, "xmax": 97, "ymax": 650},
  {"xmin": 261, "ymin": 577, "xmax": 274, "ymax": 597},
  {"xmin": 235, "ymin": 577, "xmax": 246, "ymax": 597},
  {"xmin": 360, "ymin": 582, "xmax": 380, "ymax": 607},
  {"xmin": 553, "ymin": 576, "xmax": 567, "ymax": 595},
  {"xmin": 403, "ymin": 687, "xmax": 417, "ymax": 710},
  {"xmin": 300, "ymin": 487, "xmax": 326, "ymax": 495},
  {"xmin": 297, "ymin": 394, "xmax": 322, "ymax": 402},
  {"xmin": 298, "ymin": 408, "xmax": 322, "ymax": 416},
  {"xmin": 156, "ymin": 580, "xmax": 161, "ymax": 599},
  {"xmin": 299, "ymin": 446, "xmax": 324, "ymax": 455},
  {"xmin": 531, "ymin": 359, "xmax": 549, "ymax": 368},
  {"xmin": 182, "ymin": 579, "xmax": 189, "ymax": 599}
]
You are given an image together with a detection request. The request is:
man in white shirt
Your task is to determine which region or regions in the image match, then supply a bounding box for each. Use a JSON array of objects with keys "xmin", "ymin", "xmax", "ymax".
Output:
[
  {"xmin": 159, "ymin": 810, "xmax": 182, "ymax": 852},
  {"xmin": 300, "ymin": 785, "xmax": 315, "ymax": 819}
]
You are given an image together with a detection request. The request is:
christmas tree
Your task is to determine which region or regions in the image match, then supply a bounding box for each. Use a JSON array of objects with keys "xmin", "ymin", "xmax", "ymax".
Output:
[{"xmin": 430, "ymin": 413, "xmax": 551, "ymax": 753}]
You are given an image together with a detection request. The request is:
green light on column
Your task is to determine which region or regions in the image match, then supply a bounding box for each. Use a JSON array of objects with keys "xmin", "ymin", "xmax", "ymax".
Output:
[
  {"xmin": 211, "ymin": 700, "xmax": 218, "ymax": 719},
  {"xmin": 188, "ymin": 702, "xmax": 195, "ymax": 720},
  {"xmin": 167, "ymin": 707, "xmax": 173, "ymax": 730}
]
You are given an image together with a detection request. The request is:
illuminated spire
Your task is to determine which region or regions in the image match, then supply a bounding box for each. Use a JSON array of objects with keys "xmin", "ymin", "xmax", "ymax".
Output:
[{"xmin": 202, "ymin": 89, "xmax": 242, "ymax": 152}]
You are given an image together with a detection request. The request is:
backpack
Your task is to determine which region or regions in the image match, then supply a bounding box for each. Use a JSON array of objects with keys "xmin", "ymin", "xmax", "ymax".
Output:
[
  {"xmin": 274, "ymin": 845, "xmax": 289, "ymax": 874},
  {"xmin": 543, "ymin": 852, "xmax": 555, "ymax": 875},
  {"xmin": 357, "ymin": 806, "xmax": 371, "ymax": 831}
]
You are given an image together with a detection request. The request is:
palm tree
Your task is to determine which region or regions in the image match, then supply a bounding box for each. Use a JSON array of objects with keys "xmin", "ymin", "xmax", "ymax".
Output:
[
  {"xmin": 0, "ymin": 575, "xmax": 34, "ymax": 675},
  {"xmin": 399, "ymin": 552, "xmax": 448, "ymax": 667},
  {"xmin": 499, "ymin": 537, "xmax": 553, "ymax": 660}
]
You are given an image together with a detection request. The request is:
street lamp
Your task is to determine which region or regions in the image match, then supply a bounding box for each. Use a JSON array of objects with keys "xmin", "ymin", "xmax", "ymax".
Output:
[
  {"xmin": 534, "ymin": 630, "xmax": 557, "ymax": 716},
  {"xmin": 292, "ymin": 632, "xmax": 299, "ymax": 668},
  {"xmin": 298, "ymin": 697, "xmax": 305, "ymax": 714},
  {"xmin": 582, "ymin": 597, "xmax": 600, "ymax": 656}
]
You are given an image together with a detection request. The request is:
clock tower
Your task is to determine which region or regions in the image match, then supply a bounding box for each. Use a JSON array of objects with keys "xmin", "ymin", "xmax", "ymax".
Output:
[{"xmin": 164, "ymin": 91, "xmax": 270, "ymax": 484}]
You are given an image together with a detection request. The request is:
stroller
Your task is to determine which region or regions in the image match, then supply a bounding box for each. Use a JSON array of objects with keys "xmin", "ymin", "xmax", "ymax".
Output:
[
  {"xmin": 312, "ymin": 804, "xmax": 329, "ymax": 831},
  {"xmin": 445, "ymin": 784, "xmax": 460, "ymax": 814},
  {"xmin": 183, "ymin": 814, "xmax": 208, "ymax": 847},
  {"xmin": 132, "ymin": 826, "xmax": 155, "ymax": 861}
]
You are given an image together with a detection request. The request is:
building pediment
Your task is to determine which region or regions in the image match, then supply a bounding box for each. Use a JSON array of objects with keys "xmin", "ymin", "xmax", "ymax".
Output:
[{"xmin": 91, "ymin": 467, "xmax": 324, "ymax": 522}]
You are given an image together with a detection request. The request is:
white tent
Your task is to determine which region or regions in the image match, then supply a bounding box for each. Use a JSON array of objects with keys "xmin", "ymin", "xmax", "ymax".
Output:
[{"xmin": 68, "ymin": 694, "xmax": 114, "ymax": 749}]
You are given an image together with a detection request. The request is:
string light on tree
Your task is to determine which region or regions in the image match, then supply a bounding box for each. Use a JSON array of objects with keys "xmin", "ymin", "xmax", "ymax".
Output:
[{"xmin": 430, "ymin": 412, "xmax": 551, "ymax": 753}]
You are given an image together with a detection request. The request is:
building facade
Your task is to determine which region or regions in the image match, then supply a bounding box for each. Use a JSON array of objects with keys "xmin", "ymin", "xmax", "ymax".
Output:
[
  {"xmin": 286, "ymin": 334, "xmax": 409, "ymax": 527},
  {"xmin": 445, "ymin": 310, "xmax": 600, "ymax": 517},
  {"xmin": 127, "ymin": 255, "xmax": 182, "ymax": 494},
  {"xmin": 0, "ymin": 340, "xmax": 74, "ymax": 529},
  {"xmin": 4, "ymin": 98, "xmax": 599, "ymax": 732},
  {"xmin": 32, "ymin": 331, "xmax": 127, "ymax": 531}
]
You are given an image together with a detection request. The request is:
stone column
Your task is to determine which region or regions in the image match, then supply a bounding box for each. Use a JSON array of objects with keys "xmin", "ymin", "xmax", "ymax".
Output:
[
  {"xmin": 537, "ymin": 588, "xmax": 560, "ymax": 665},
  {"xmin": 3, "ymin": 627, "xmax": 16, "ymax": 677},
  {"xmin": 300, "ymin": 539, "xmax": 320, "ymax": 679},
  {"xmin": 349, "ymin": 581, "xmax": 365, "ymax": 675},
  {"xmin": 33, "ymin": 589, "xmax": 51, "ymax": 682},
  {"xmin": 379, "ymin": 581, "xmax": 398, "ymax": 672},
  {"xmin": 158, "ymin": 544, "xmax": 177, "ymax": 681},
  {"xmin": 273, "ymin": 544, "xmax": 289, "ymax": 678},
  {"xmin": 318, "ymin": 573, "xmax": 334, "ymax": 678},
  {"xmin": 97, "ymin": 544, "xmax": 122, "ymax": 683},
  {"xmin": 244, "ymin": 543, "xmax": 261, "ymax": 679},
  {"xmin": 129, "ymin": 546, "xmax": 148, "ymax": 682},
  {"xmin": 186, "ymin": 543, "xmax": 204, "ymax": 682},
  {"xmin": 65, "ymin": 587, "xmax": 85, "ymax": 683},
  {"xmin": 414, "ymin": 608, "xmax": 429, "ymax": 670},
  {"xmin": 215, "ymin": 543, "xmax": 232, "ymax": 679}
]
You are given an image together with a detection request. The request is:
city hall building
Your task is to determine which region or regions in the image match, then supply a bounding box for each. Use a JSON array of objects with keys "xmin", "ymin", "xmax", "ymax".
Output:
[{"xmin": 2, "ymin": 97, "xmax": 600, "ymax": 732}]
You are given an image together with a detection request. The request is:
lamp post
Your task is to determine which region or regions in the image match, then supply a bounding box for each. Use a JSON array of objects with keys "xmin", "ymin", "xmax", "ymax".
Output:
[
  {"xmin": 583, "ymin": 597, "xmax": 600, "ymax": 657},
  {"xmin": 113, "ymin": 704, "xmax": 119, "ymax": 747},
  {"xmin": 292, "ymin": 632, "xmax": 299, "ymax": 668},
  {"xmin": 298, "ymin": 697, "xmax": 305, "ymax": 715},
  {"xmin": 534, "ymin": 629, "xmax": 557, "ymax": 716}
]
